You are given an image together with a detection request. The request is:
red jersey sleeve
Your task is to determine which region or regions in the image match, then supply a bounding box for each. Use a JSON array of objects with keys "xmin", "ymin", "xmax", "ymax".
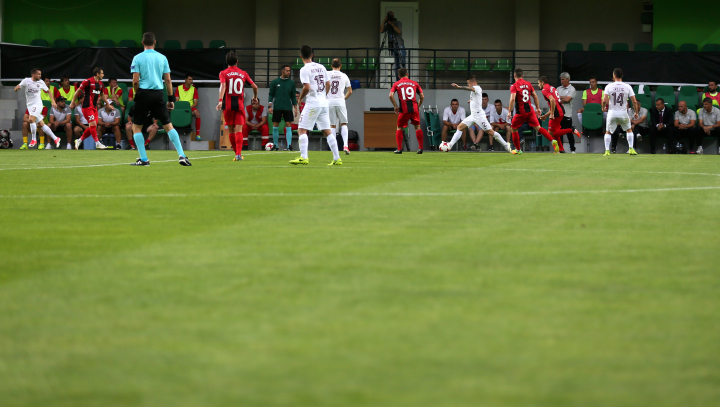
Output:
[
  {"xmin": 42, "ymin": 107, "xmax": 48, "ymax": 116},
  {"xmin": 510, "ymin": 83, "xmax": 518, "ymax": 94},
  {"xmin": 79, "ymin": 79, "xmax": 90, "ymax": 92},
  {"xmin": 415, "ymin": 82, "xmax": 423, "ymax": 94},
  {"xmin": 219, "ymin": 71, "xmax": 227, "ymax": 83},
  {"xmin": 174, "ymin": 88, "xmax": 179, "ymax": 97},
  {"xmin": 245, "ymin": 74, "xmax": 255, "ymax": 87},
  {"xmin": 193, "ymin": 88, "xmax": 199, "ymax": 98},
  {"xmin": 53, "ymin": 88, "xmax": 60, "ymax": 99},
  {"xmin": 103, "ymin": 88, "xmax": 109, "ymax": 95},
  {"xmin": 527, "ymin": 83, "xmax": 535, "ymax": 93},
  {"xmin": 390, "ymin": 82, "xmax": 398, "ymax": 94},
  {"xmin": 116, "ymin": 88, "xmax": 123, "ymax": 97},
  {"xmin": 541, "ymin": 88, "xmax": 550, "ymax": 99}
]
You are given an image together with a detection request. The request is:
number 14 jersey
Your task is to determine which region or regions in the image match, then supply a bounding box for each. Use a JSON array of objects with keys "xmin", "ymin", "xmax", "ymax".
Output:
[
  {"xmin": 219, "ymin": 66, "xmax": 255, "ymax": 111},
  {"xmin": 299, "ymin": 62, "xmax": 329, "ymax": 109},
  {"xmin": 604, "ymin": 82, "xmax": 635, "ymax": 113}
]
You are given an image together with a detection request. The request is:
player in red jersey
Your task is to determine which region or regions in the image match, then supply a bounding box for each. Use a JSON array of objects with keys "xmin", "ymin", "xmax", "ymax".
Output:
[
  {"xmin": 389, "ymin": 68, "xmax": 425, "ymax": 154},
  {"xmin": 538, "ymin": 76, "xmax": 582, "ymax": 153},
  {"xmin": 216, "ymin": 52, "xmax": 258, "ymax": 161},
  {"xmin": 70, "ymin": 67, "xmax": 110, "ymax": 150},
  {"xmin": 506, "ymin": 68, "xmax": 554, "ymax": 154}
]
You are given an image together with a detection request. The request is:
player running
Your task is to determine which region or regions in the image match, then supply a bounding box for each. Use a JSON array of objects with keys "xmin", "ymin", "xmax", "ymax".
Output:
[
  {"xmin": 289, "ymin": 45, "xmax": 342, "ymax": 166},
  {"xmin": 447, "ymin": 75, "xmax": 513, "ymax": 153},
  {"xmin": 70, "ymin": 67, "xmax": 110, "ymax": 150},
  {"xmin": 129, "ymin": 32, "xmax": 191, "ymax": 166},
  {"xmin": 327, "ymin": 58, "xmax": 353, "ymax": 155},
  {"xmin": 216, "ymin": 52, "xmax": 258, "ymax": 162},
  {"xmin": 506, "ymin": 68, "xmax": 555, "ymax": 154},
  {"xmin": 602, "ymin": 68, "xmax": 640, "ymax": 156},
  {"xmin": 389, "ymin": 68, "xmax": 424, "ymax": 154},
  {"xmin": 537, "ymin": 76, "xmax": 582, "ymax": 153},
  {"xmin": 14, "ymin": 68, "xmax": 61, "ymax": 150}
]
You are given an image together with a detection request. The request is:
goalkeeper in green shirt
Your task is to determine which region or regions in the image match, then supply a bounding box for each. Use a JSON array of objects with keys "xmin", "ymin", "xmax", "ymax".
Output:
[{"xmin": 268, "ymin": 65, "xmax": 298, "ymax": 150}]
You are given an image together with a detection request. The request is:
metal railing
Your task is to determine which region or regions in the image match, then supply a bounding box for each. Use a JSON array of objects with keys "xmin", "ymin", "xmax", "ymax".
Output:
[{"xmin": 226, "ymin": 48, "xmax": 562, "ymax": 90}]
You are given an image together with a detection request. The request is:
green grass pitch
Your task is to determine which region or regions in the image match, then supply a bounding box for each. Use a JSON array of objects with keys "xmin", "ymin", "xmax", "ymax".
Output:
[{"xmin": 1, "ymin": 149, "xmax": 718, "ymax": 406}]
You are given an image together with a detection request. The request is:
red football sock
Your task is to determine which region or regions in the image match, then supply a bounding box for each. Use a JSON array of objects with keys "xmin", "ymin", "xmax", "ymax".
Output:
[
  {"xmin": 395, "ymin": 129, "xmax": 404, "ymax": 150},
  {"xmin": 195, "ymin": 117, "xmax": 201, "ymax": 136},
  {"xmin": 538, "ymin": 127, "xmax": 553, "ymax": 142},
  {"xmin": 229, "ymin": 132, "xmax": 236, "ymax": 151},
  {"xmin": 555, "ymin": 135, "xmax": 565, "ymax": 151},
  {"xmin": 512, "ymin": 131, "xmax": 521, "ymax": 150},
  {"xmin": 553, "ymin": 128, "xmax": 573, "ymax": 137},
  {"xmin": 235, "ymin": 133, "xmax": 244, "ymax": 155},
  {"xmin": 80, "ymin": 127, "xmax": 91, "ymax": 141},
  {"xmin": 415, "ymin": 129, "xmax": 424, "ymax": 150}
]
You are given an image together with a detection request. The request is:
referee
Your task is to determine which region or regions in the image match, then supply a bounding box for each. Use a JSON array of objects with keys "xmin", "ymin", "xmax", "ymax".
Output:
[
  {"xmin": 129, "ymin": 32, "xmax": 191, "ymax": 166},
  {"xmin": 268, "ymin": 64, "xmax": 297, "ymax": 151}
]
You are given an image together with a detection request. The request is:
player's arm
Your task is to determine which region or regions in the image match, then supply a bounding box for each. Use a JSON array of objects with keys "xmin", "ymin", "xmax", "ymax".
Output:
[
  {"xmin": 344, "ymin": 86, "xmax": 353, "ymax": 100},
  {"xmin": 630, "ymin": 96, "xmax": 640, "ymax": 120},
  {"xmin": 531, "ymin": 91, "xmax": 541, "ymax": 117},
  {"xmin": 14, "ymin": 79, "xmax": 25, "ymax": 92},
  {"xmin": 450, "ymin": 83, "xmax": 473, "ymax": 92},
  {"xmin": 132, "ymin": 72, "xmax": 140, "ymax": 97},
  {"xmin": 602, "ymin": 93, "xmax": 609, "ymax": 112},
  {"xmin": 216, "ymin": 74, "xmax": 226, "ymax": 111},
  {"xmin": 417, "ymin": 90, "xmax": 424, "ymax": 107},
  {"xmin": 193, "ymin": 88, "xmax": 198, "ymax": 108},
  {"xmin": 507, "ymin": 94, "xmax": 516, "ymax": 120},
  {"xmin": 388, "ymin": 89, "xmax": 399, "ymax": 113},
  {"xmin": 547, "ymin": 97, "xmax": 556, "ymax": 120},
  {"xmin": 49, "ymin": 113, "xmax": 57, "ymax": 125},
  {"xmin": 70, "ymin": 82, "xmax": 85, "ymax": 109},
  {"xmin": 164, "ymin": 73, "xmax": 174, "ymax": 111},
  {"xmin": 299, "ymin": 83, "xmax": 311, "ymax": 106}
]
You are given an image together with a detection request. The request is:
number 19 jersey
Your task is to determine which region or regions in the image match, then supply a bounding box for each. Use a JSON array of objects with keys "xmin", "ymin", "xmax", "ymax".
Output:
[
  {"xmin": 391, "ymin": 78, "xmax": 423, "ymax": 114},
  {"xmin": 219, "ymin": 66, "xmax": 255, "ymax": 111},
  {"xmin": 327, "ymin": 70, "xmax": 350, "ymax": 107},
  {"xmin": 510, "ymin": 79, "xmax": 535, "ymax": 115},
  {"xmin": 299, "ymin": 62, "xmax": 329, "ymax": 109}
]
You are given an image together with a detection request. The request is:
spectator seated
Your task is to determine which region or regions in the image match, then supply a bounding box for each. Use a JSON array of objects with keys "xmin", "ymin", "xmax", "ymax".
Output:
[
  {"xmin": 244, "ymin": 98, "xmax": 270, "ymax": 149},
  {"xmin": 48, "ymin": 97, "xmax": 73, "ymax": 149},
  {"xmin": 698, "ymin": 97, "xmax": 720, "ymax": 154},
  {"xmin": 174, "ymin": 75, "xmax": 202, "ymax": 140},
  {"xmin": 98, "ymin": 102, "xmax": 123, "ymax": 149},
  {"xmin": 440, "ymin": 99, "xmax": 466, "ymax": 150}
]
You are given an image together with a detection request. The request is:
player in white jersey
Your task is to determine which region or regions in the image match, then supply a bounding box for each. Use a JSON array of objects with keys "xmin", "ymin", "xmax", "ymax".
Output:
[
  {"xmin": 290, "ymin": 45, "xmax": 342, "ymax": 166},
  {"xmin": 447, "ymin": 75, "xmax": 512, "ymax": 152},
  {"xmin": 14, "ymin": 68, "xmax": 61, "ymax": 150},
  {"xmin": 602, "ymin": 68, "xmax": 640, "ymax": 156},
  {"xmin": 327, "ymin": 58, "xmax": 353, "ymax": 155}
]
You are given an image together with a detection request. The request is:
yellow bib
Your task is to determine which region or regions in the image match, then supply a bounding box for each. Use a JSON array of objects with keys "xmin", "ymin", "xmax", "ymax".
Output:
[{"xmin": 178, "ymin": 85, "xmax": 196, "ymax": 107}]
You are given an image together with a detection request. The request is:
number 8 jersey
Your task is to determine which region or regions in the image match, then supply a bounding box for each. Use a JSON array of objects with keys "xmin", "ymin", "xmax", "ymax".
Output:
[
  {"xmin": 327, "ymin": 70, "xmax": 351, "ymax": 107},
  {"xmin": 510, "ymin": 78, "xmax": 536, "ymax": 115},
  {"xmin": 219, "ymin": 66, "xmax": 255, "ymax": 111},
  {"xmin": 391, "ymin": 77, "xmax": 423, "ymax": 114},
  {"xmin": 299, "ymin": 62, "xmax": 329, "ymax": 109}
]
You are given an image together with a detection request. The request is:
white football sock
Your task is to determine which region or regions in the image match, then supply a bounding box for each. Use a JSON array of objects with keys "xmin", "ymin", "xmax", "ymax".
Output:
[
  {"xmin": 448, "ymin": 129, "xmax": 463, "ymax": 147},
  {"xmin": 492, "ymin": 131, "xmax": 509, "ymax": 148},
  {"xmin": 42, "ymin": 125, "xmax": 58, "ymax": 141},
  {"xmin": 577, "ymin": 113, "xmax": 583, "ymax": 123},
  {"xmin": 30, "ymin": 122, "xmax": 37, "ymax": 141},
  {"xmin": 341, "ymin": 125, "xmax": 348, "ymax": 149},
  {"xmin": 326, "ymin": 134, "xmax": 340, "ymax": 160},
  {"xmin": 604, "ymin": 133, "xmax": 611, "ymax": 151},
  {"xmin": 626, "ymin": 131, "xmax": 634, "ymax": 149},
  {"xmin": 299, "ymin": 133, "xmax": 309, "ymax": 159}
]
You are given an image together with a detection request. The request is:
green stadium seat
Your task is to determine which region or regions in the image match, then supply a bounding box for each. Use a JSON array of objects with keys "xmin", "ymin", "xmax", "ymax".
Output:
[
  {"xmin": 611, "ymin": 43, "xmax": 629, "ymax": 51},
  {"xmin": 171, "ymin": 101, "xmax": 193, "ymax": 133},
  {"xmin": 163, "ymin": 40, "xmax": 181, "ymax": 49},
  {"xmin": 117, "ymin": 83, "xmax": 129, "ymax": 106},
  {"xmin": 588, "ymin": 43, "xmax": 606, "ymax": 51},
  {"xmin": 358, "ymin": 58, "xmax": 377, "ymax": 70},
  {"xmin": 317, "ymin": 57, "xmax": 332, "ymax": 70},
  {"xmin": 566, "ymin": 43, "xmax": 583, "ymax": 51},
  {"xmin": 53, "ymin": 39, "xmax": 71, "ymax": 48},
  {"xmin": 31, "ymin": 39, "xmax": 48, "ymax": 47},
  {"xmin": 42, "ymin": 100, "xmax": 52, "ymax": 112},
  {"xmin": 96, "ymin": 39, "xmax": 114, "ymax": 48},
  {"xmin": 655, "ymin": 85, "xmax": 676, "ymax": 109},
  {"xmin": 75, "ymin": 39, "xmax": 92, "ymax": 48},
  {"xmin": 291, "ymin": 58, "xmax": 303, "ymax": 70},
  {"xmin": 208, "ymin": 40, "xmax": 226, "ymax": 48},
  {"xmin": 582, "ymin": 103, "xmax": 603, "ymax": 132},
  {"xmin": 634, "ymin": 43, "xmax": 652, "ymax": 51},
  {"xmin": 678, "ymin": 43, "xmax": 698, "ymax": 52},
  {"xmin": 702, "ymin": 44, "xmax": 720, "ymax": 52},
  {"xmin": 655, "ymin": 43, "xmax": 675, "ymax": 52},
  {"xmin": 425, "ymin": 59, "xmax": 445, "ymax": 71},
  {"xmin": 448, "ymin": 59, "xmax": 468, "ymax": 71},
  {"xmin": 339, "ymin": 57, "xmax": 356, "ymax": 70},
  {"xmin": 679, "ymin": 85, "xmax": 699, "ymax": 98},
  {"xmin": 494, "ymin": 59, "xmax": 513, "ymax": 71},
  {"xmin": 119, "ymin": 40, "xmax": 137, "ymax": 48},
  {"xmin": 678, "ymin": 86, "xmax": 699, "ymax": 110},
  {"xmin": 471, "ymin": 59, "xmax": 491, "ymax": 71},
  {"xmin": 125, "ymin": 101, "xmax": 134, "ymax": 123},
  {"xmin": 186, "ymin": 40, "xmax": 203, "ymax": 49},
  {"xmin": 633, "ymin": 88, "xmax": 653, "ymax": 110}
]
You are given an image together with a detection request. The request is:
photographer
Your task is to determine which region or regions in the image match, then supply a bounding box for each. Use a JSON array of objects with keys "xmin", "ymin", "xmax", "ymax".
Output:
[{"xmin": 380, "ymin": 11, "xmax": 405, "ymax": 79}]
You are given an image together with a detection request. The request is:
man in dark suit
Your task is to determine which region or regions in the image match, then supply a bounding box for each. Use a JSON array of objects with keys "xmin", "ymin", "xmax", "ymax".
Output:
[{"xmin": 650, "ymin": 98, "xmax": 673, "ymax": 154}]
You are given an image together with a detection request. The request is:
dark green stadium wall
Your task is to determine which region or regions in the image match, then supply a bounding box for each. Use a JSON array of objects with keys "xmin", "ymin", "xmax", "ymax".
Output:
[
  {"xmin": 653, "ymin": 0, "xmax": 720, "ymax": 48},
  {"xmin": 2, "ymin": 0, "xmax": 145, "ymax": 45}
]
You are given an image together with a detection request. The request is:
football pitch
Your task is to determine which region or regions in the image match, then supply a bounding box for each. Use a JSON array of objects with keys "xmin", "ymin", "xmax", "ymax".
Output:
[{"xmin": 1, "ymin": 149, "xmax": 718, "ymax": 406}]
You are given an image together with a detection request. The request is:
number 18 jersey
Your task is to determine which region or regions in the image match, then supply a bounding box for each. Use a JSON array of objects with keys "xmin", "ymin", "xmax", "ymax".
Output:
[
  {"xmin": 327, "ymin": 70, "xmax": 350, "ymax": 107},
  {"xmin": 604, "ymin": 81, "xmax": 635, "ymax": 113},
  {"xmin": 299, "ymin": 62, "xmax": 329, "ymax": 109},
  {"xmin": 219, "ymin": 66, "xmax": 255, "ymax": 111},
  {"xmin": 510, "ymin": 79, "xmax": 535, "ymax": 115},
  {"xmin": 391, "ymin": 78, "xmax": 423, "ymax": 114}
]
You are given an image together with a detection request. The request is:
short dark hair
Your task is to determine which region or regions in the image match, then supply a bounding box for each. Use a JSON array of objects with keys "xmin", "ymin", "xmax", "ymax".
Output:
[
  {"xmin": 31, "ymin": 68, "xmax": 40, "ymax": 75},
  {"xmin": 451, "ymin": 99, "xmax": 459, "ymax": 103},
  {"xmin": 613, "ymin": 68, "xmax": 623, "ymax": 79},
  {"xmin": 331, "ymin": 58, "xmax": 342, "ymax": 68},
  {"xmin": 300, "ymin": 45, "xmax": 313, "ymax": 59},
  {"xmin": 703, "ymin": 97, "xmax": 713, "ymax": 104},
  {"xmin": 482, "ymin": 93, "xmax": 488, "ymax": 98},
  {"xmin": 494, "ymin": 99, "xmax": 502, "ymax": 104},
  {"xmin": 281, "ymin": 64, "xmax": 290, "ymax": 71},
  {"xmin": 398, "ymin": 68, "xmax": 408, "ymax": 77},
  {"xmin": 226, "ymin": 52, "xmax": 238, "ymax": 66},
  {"xmin": 142, "ymin": 32, "xmax": 156, "ymax": 46},
  {"xmin": 93, "ymin": 67, "xmax": 103, "ymax": 76},
  {"xmin": 709, "ymin": 80, "xmax": 717, "ymax": 85},
  {"xmin": 588, "ymin": 76, "xmax": 597, "ymax": 81},
  {"xmin": 61, "ymin": 76, "xmax": 70, "ymax": 83},
  {"xmin": 184, "ymin": 74, "xmax": 193, "ymax": 80},
  {"xmin": 514, "ymin": 68, "xmax": 524, "ymax": 78},
  {"xmin": 656, "ymin": 98, "xmax": 665, "ymax": 104},
  {"xmin": 467, "ymin": 75, "xmax": 478, "ymax": 81},
  {"xmin": 109, "ymin": 77, "xmax": 118, "ymax": 82},
  {"xmin": 538, "ymin": 76, "xmax": 548, "ymax": 84}
]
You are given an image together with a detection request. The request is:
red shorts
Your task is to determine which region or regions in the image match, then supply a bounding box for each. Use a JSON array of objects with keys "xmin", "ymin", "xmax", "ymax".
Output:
[
  {"xmin": 397, "ymin": 111, "xmax": 420, "ymax": 128},
  {"xmin": 224, "ymin": 110, "xmax": 246, "ymax": 127},
  {"xmin": 511, "ymin": 111, "xmax": 539, "ymax": 130},
  {"xmin": 548, "ymin": 116, "xmax": 564, "ymax": 133},
  {"xmin": 191, "ymin": 107, "xmax": 198, "ymax": 113},
  {"xmin": 82, "ymin": 108, "xmax": 98, "ymax": 124}
]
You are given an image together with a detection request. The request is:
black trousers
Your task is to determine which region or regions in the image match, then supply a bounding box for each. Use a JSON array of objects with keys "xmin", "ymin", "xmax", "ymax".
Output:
[
  {"xmin": 669, "ymin": 127, "xmax": 698, "ymax": 153},
  {"xmin": 611, "ymin": 125, "xmax": 648, "ymax": 150},
  {"xmin": 649, "ymin": 125, "xmax": 670, "ymax": 154},
  {"xmin": 560, "ymin": 117, "xmax": 576, "ymax": 151},
  {"xmin": 697, "ymin": 127, "xmax": 720, "ymax": 149}
]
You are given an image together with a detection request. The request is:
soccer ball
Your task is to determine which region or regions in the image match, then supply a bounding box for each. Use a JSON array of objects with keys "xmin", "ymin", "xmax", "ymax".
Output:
[
  {"xmin": 439, "ymin": 142, "xmax": 451, "ymax": 152},
  {"xmin": 265, "ymin": 143, "xmax": 274, "ymax": 151}
]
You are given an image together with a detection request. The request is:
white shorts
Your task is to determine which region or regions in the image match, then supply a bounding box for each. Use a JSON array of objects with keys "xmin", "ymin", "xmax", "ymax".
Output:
[
  {"xmin": 461, "ymin": 113, "xmax": 492, "ymax": 132},
  {"xmin": 27, "ymin": 104, "xmax": 44, "ymax": 123},
  {"xmin": 606, "ymin": 111, "xmax": 631, "ymax": 132},
  {"xmin": 328, "ymin": 104, "xmax": 348, "ymax": 126},
  {"xmin": 299, "ymin": 106, "xmax": 331, "ymax": 131}
]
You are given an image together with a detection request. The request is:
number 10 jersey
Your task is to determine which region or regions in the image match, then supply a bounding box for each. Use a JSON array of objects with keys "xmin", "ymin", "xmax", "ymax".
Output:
[{"xmin": 219, "ymin": 66, "xmax": 255, "ymax": 111}]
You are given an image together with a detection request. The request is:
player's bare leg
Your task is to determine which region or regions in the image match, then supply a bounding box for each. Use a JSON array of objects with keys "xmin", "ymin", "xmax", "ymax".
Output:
[{"xmin": 450, "ymin": 123, "xmax": 510, "ymax": 153}]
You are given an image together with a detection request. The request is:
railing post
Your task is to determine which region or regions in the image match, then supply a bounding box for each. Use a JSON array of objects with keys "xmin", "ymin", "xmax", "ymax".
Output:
[
  {"xmin": 366, "ymin": 48, "xmax": 369, "ymax": 88},
  {"xmin": 433, "ymin": 50, "xmax": 436, "ymax": 90},
  {"xmin": 467, "ymin": 50, "xmax": 471, "ymax": 83},
  {"xmin": 267, "ymin": 49, "xmax": 270, "ymax": 87}
]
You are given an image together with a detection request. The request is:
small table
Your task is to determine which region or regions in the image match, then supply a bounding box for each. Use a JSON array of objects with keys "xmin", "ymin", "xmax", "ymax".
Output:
[{"xmin": 364, "ymin": 111, "xmax": 399, "ymax": 149}]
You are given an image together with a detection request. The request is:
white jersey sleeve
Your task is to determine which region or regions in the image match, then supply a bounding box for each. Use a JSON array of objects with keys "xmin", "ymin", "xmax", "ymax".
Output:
[
  {"xmin": 39, "ymin": 80, "xmax": 49, "ymax": 92},
  {"xmin": 469, "ymin": 85, "xmax": 484, "ymax": 115}
]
